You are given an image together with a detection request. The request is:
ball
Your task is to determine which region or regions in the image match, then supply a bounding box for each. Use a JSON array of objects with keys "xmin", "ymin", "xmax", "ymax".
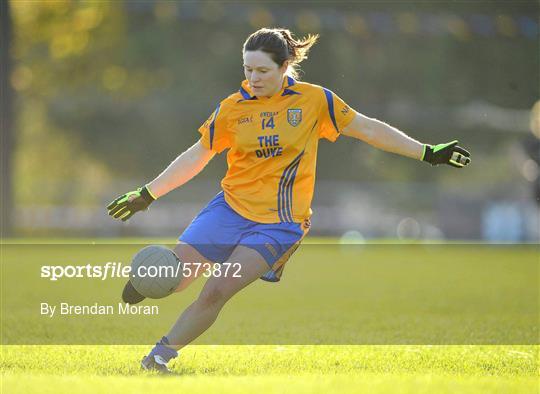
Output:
[{"xmin": 130, "ymin": 245, "xmax": 182, "ymax": 299}]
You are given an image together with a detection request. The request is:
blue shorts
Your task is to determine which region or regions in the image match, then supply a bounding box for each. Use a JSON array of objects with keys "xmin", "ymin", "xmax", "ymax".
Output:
[{"xmin": 179, "ymin": 191, "xmax": 308, "ymax": 282}]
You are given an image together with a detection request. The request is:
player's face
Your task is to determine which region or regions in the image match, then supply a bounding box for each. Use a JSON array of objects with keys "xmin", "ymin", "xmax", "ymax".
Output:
[{"xmin": 243, "ymin": 50, "xmax": 288, "ymax": 98}]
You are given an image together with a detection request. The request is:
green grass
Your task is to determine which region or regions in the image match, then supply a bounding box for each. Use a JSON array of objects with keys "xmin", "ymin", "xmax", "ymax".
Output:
[
  {"xmin": 1, "ymin": 239, "xmax": 538, "ymax": 392},
  {"xmin": 2, "ymin": 345, "xmax": 538, "ymax": 393},
  {"xmin": 3, "ymin": 243, "xmax": 537, "ymax": 344}
]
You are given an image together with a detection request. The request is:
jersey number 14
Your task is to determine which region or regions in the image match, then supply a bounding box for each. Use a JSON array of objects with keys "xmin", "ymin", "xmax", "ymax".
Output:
[{"xmin": 261, "ymin": 117, "xmax": 275, "ymax": 130}]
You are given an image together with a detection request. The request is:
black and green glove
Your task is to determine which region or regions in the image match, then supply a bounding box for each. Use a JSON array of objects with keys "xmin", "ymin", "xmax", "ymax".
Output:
[
  {"xmin": 422, "ymin": 140, "xmax": 471, "ymax": 168},
  {"xmin": 107, "ymin": 186, "xmax": 155, "ymax": 222}
]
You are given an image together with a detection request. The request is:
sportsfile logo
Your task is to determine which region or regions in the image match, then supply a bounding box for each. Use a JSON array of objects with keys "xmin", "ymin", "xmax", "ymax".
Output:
[
  {"xmin": 41, "ymin": 262, "xmax": 139, "ymax": 281},
  {"xmin": 40, "ymin": 262, "xmax": 242, "ymax": 281}
]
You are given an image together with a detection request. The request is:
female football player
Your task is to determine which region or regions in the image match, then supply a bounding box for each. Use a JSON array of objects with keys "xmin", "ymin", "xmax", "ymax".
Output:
[{"xmin": 107, "ymin": 28, "xmax": 470, "ymax": 372}]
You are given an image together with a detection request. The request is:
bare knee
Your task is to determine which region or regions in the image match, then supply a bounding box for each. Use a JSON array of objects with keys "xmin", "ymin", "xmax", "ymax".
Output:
[
  {"xmin": 173, "ymin": 242, "xmax": 206, "ymax": 293},
  {"xmin": 173, "ymin": 243, "xmax": 196, "ymax": 265},
  {"xmin": 196, "ymin": 286, "xmax": 228, "ymax": 309}
]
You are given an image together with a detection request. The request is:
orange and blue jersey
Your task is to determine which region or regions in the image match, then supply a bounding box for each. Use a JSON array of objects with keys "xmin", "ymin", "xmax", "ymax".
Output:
[{"xmin": 199, "ymin": 76, "xmax": 356, "ymax": 224}]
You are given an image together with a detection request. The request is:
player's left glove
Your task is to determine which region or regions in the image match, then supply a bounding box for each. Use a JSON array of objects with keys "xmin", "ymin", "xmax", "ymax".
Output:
[
  {"xmin": 107, "ymin": 186, "xmax": 155, "ymax": 222},
  {"xmin": 422, "ymin": 140, "xmax": 471, "ymax": 168}
]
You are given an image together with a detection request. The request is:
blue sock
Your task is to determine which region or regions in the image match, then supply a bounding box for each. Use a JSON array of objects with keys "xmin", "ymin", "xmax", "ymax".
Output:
[{"xmin": 148, "ymin": 336, "xmax": 178, "ymax": 363}]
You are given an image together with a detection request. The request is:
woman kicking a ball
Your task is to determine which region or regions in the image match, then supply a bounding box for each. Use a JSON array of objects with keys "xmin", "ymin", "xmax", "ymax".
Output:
[{"xmin": 107, "ymin": 27, "xmax": 470, "ymax": 373}]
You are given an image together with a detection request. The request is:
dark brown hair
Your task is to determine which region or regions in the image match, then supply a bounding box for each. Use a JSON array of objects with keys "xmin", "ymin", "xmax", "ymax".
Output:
[{"xmin": 243, "ymin": 28, "xmax": 319, "ymax": 79}]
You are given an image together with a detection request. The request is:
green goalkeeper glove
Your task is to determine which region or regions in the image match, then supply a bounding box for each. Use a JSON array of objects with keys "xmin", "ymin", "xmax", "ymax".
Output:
[
  {"xmin": 107, "ymin": 186, "xmax": 156, "ymax": 222},
  {"xmin": 422, "ymin": 140, "xmax": 471, "ymax": 168}
]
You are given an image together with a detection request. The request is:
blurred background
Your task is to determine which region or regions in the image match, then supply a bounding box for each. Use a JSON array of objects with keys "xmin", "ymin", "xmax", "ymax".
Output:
[{"xmin": 1, "ymin": 0, "xmax": 538, "ymax": 241}]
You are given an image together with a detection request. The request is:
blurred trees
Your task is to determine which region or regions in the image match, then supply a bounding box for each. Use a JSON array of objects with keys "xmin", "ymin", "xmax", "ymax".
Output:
[
  {"xmin": 7, "ymin": 0, "xmax": 539, "ymax": 211},
  {"xmin": 1, "ymin": 0, "xmax": 14, "ymax": 236}
]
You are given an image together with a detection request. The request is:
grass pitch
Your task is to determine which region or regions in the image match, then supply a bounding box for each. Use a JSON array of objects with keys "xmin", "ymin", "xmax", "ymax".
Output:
[
  {"xmin": 1, "ymin": 239, "xmax": 538, "ymax": 393},
  {"xmin": 2, "ymin": 345, "xmax": 538, "ymax": 393}
]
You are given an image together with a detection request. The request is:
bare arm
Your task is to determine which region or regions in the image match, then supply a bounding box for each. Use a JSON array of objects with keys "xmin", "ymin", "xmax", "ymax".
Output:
[
  {"xmin": 147, "ymin": 140, "xmax": 215, "ymax": 199},
  {"xmin": 341, "ymin": 112, "xmax": 424, "ymax": 160}
]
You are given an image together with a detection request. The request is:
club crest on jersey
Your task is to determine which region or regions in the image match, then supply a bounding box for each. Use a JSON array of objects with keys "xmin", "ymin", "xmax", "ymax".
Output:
[{"xmin": 287, "ymin": 109, "xmax": 302, "ymax": 127}]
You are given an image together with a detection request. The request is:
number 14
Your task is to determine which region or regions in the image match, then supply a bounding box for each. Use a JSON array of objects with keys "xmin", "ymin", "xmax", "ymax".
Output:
[{"xmin": 262, "ymin": 117, "xmax": 275, "ymax": 130}]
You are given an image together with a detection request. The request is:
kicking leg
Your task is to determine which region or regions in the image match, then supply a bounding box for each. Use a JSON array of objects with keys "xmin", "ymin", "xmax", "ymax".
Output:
[
  {"xmin": 122, "ymin": 242, "xmax": 209, "ymax": 304},
  {"xmin": 172, "ymin": 241, "xmax": 213, "ymax": 292}
]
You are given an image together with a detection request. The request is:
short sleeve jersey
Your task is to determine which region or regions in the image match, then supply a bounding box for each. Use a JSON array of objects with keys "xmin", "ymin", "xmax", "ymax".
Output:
[{"xmin": 198, "ymin": 76, "xmax": 355, "ymax": 224}]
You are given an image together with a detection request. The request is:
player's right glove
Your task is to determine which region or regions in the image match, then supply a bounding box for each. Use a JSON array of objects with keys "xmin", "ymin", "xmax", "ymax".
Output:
[
  {"xmin": 107, "ymin": 186, "xmax": 155, "ymax": 222},
  {"xmin": 422, "ymin": 140, "xmax": 471, "ymax": 168}
]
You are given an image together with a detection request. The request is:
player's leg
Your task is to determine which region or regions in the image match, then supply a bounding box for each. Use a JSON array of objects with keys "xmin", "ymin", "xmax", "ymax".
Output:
[
  {"xmin": 172, "ymin": 241, "xmax": 212, "ymax": 292},
  {"xmin": 166, "ymin": 245, "xmax": 269, "ymax": 347},
  {"xmin": 141, "ymin": 245, "xmax": 270, "ymax": 371}
]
